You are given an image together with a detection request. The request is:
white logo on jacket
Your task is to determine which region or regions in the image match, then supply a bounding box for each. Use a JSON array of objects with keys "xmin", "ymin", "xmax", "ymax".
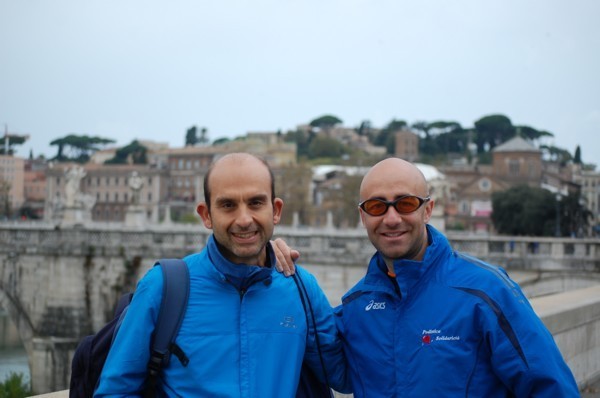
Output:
[
  {"xmin": 365, "ymin": 300, "xmax": 386, "ymax": 311},
  {"xmin": 280, "ymin": 316, "xmax": 297, "ymax": 328}
]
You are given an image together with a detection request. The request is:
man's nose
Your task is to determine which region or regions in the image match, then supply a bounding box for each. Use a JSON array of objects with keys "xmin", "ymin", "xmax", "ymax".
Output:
[
  {"xmin": 383, "ymin": 205, "xmax": 404, "ymax": 224},
  {"xmin": 236, "ymin": 206, "xmax": 253, "ymax": 226}
]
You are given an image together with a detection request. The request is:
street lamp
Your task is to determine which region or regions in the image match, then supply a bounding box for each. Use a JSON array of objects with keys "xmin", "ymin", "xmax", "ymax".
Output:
[{"xmin": 555, "ymin": 193, "xmax": 561, "ymax": 237}]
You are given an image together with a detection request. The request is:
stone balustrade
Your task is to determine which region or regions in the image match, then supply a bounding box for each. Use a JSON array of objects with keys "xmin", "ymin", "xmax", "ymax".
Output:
[
  {"xmin": 29, "ymin": 284, "xmax": 600, "ymax": 397},
  {"xmin": 1, "ymin": 222, "xmax": 599, "ymax": 395},
  {"xmin": 0, "ymin": 222, "xmax": 599, "ymax": 271}
]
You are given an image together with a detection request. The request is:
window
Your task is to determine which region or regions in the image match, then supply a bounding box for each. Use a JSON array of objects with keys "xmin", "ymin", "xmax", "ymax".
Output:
[
  {"xmin": 459, "ymin": 200, "xmax": 470, "ymax": 214},
  {"xmin": 528, "ymin": 161, "xmax": 537, "ymax": 177},
  {"xmin": 508, "ymin": 159, "xmax": 520, "ymax": 176},
  {"xmin": 478, "ymin": 178, "xmax": 491, "ymax": 192}
]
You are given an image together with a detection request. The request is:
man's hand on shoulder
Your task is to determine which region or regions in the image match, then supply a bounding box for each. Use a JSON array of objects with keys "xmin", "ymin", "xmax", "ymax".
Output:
[{"xmin": 271, "ymin": 238, "xmax": 300, "ymax": 276}]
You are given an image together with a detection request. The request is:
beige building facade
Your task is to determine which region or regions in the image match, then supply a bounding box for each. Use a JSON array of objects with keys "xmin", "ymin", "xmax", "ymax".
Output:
[{"xmin": 0, "ymin": 155, "xmax": 25, "ymax": 216}]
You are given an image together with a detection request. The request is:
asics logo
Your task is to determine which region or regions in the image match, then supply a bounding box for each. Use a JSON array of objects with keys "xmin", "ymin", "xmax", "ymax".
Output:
[
  {"xmin": 280, "ymin": 316, "xmax": 297, "ymax": 328},
  {"xmin": 365, "ymin": 300, "xmax": 386, "ymax": 311}
]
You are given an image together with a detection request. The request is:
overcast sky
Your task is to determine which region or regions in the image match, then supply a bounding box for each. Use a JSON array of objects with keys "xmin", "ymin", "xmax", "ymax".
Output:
[{"xmin": 1, "ymin": 0, "xmax": 599, "ymax": 166}]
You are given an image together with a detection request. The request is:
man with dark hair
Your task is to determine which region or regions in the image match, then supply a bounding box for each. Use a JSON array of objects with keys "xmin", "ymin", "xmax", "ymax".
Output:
[{"xmin": 95, "ymin": 153, "xmax": 350, "ymax": 397}]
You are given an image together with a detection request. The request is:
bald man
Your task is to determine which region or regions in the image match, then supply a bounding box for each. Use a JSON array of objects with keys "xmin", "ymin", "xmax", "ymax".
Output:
[
  {"xmin": 275, "ymin": 157, "xmax": 579, "ymax": 397},
  {"xmin": 95, "ymin": 153, "xmax": 350, "ymax": 397}
]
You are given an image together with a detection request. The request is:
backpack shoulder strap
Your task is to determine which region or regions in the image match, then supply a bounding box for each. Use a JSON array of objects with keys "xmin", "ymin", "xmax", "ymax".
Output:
[
  {"xmin": 292, "ymin": 271, "xmax": 333, "ymax": 396},
  {"xmin": 146, "ymin": 259, "xmax": 190, "ymax": 383}
]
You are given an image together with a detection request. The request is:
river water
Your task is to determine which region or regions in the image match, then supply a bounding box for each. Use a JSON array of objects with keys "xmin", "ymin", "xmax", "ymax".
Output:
[{"xmin": 0, "ymin": 311, "xmax": 30, "ymax": 384}]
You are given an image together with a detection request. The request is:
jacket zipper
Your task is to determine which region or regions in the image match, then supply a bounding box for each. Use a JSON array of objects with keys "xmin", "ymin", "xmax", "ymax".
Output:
[{"xmin": 387, "ymin": 271, "xmax": 402, "ymax": 299}]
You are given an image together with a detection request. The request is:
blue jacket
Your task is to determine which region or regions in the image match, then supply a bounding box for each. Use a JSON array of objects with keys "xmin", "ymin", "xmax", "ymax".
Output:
[
  {"xmin": 335, "ymin": 225, "xmax": 579, "ymax": 397},
  {"xmin": 95, "ymin": 235, "xmax": 350, "ymax": 397}
]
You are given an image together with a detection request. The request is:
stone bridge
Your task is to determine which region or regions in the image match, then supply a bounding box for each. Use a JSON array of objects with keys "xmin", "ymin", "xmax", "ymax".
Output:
[{"xmin": 0, "ymin": 222, "xmax": 599, "ymax": 394}]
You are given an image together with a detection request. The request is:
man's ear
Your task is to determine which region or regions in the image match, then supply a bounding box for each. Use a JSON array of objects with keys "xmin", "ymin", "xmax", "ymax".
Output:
[
  {"xmin": 197, "ymin": 202, "xmax": 213, "ymax": 229},
  {"xmin": 422, "ymin": 199, "xmax": 435, "ymax": 223},
  {"xmin": 358, "ymin": 207, "xmax": 367, "ymax": 227},
  {"xmin": 272, "ymin": 197, "xmax": 284, "ymax": 225}
]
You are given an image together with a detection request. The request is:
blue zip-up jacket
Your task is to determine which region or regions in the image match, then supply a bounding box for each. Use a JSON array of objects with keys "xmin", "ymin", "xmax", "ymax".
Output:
[
  {"xmin": 335, "ymin": 225, "xmax": 579, "ymax": 397},
  {"xmin": 95, "ymin": 235, "xmax": 350, "ymax": 397}
]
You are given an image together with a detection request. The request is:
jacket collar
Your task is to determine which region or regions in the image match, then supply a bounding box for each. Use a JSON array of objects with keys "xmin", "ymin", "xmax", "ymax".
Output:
[
  {"xmin": 206, "ymin": 235, "xmax": 274, "ymax": 292},
  {"xmin": 363, "ymin": 225, "xmax": 450, "ymax": 297}
]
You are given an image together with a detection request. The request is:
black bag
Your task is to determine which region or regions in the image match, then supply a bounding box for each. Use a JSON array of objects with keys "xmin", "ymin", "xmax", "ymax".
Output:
[
  {"xmin": 294, "ymin": 272, "xmax": 335, "ymax": 398},
  {"xmin": 69, "ymin": 259, "xmax": 190, "ymax": 398}
]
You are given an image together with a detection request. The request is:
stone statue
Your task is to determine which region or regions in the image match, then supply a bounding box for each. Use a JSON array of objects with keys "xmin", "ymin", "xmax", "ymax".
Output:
[
  {"xmin": 129, "ymin": 171, "xmax": 144, "ymax": 205},
  {"xmin": 64, "ymin": 166, "xmax": 86, "ymax": 208}
]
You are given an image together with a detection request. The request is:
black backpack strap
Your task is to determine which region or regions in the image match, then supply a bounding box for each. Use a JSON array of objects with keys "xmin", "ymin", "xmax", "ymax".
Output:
[
  {"xmin": 293, "ymin": 271, "xmax": 333, "ymax": 397},
  {"xmin": 145, "ymin": 258, "xmax": 190, "ymax": 394}
]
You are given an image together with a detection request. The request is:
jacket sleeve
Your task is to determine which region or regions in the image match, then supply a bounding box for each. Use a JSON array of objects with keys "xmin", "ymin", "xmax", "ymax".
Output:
[
  {"xmin": 93, "ymin": 267, "xmax": 163, "ymax": 397},
  {"xmin": 480, "ymin": 271, "xmax": 579, "ymax": 397},
  {"xmin": 297, "ymin": 267, "xmax": 352, "ymax": 394}
]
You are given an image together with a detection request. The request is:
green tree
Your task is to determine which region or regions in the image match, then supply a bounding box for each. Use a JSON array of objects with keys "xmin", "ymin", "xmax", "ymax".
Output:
[
  {"xmin": 474, "ymin": 114, "xmax": 515, "ymax": 153},
  {"xmin": 50, "ymin": 134, "xmax": 115, "ymax": 163},
  {"xmin": 491, "ymin": 185, "xmax": 557, "ymax": 236},
  {"xmin": 374, "ymin": 119, "xmax": 407, "ymax": 154},
  {"xmin": 560, "ymin": 192, "xmax": 593, "ymax": 237},
  {"xmin": 425, "ymin": 121, "xmax": 467, "ymax": 155},
  {"xmin": 307, "ymin": 135, "xmax": 347, "ymax": 158},
  {"xmin": 212, "ymin": 137, "xmax": 231, "ymax": 146},
  {"xmin": 516, "ymin": 125, "xmax": 553, "ymax": 142},
  {"xmin": 105, "ymin": 140, "xmax": 148, "ymax": 164},
  {"xmin": 198, "ymin": 127, "xmax": 209, "ymax": 145},
  {"xmin": 0, "ymin": 134, "xmax": 28, "ymax": 155},
  {"xmin": 411, "ymin": 121, "xmax": 431, "ymax": 138},
  {"xmin": 540, "ymin": 145, "xmax": 573, "ymax": 165},
  {"xmin": 185, "ymin": 126, "xmax": 198, "ymax": 146},
  {"xmin": 285, "ymin": 129, "xmax": 312, "ymax": 158},
  {"xmin": 309, "ymin": 114, "xmax": 343, "ymax": 130},
  {"xmin": 356, "ymin": 120, "xmax": 372, "ymax": 137},
  {"xmin": 574, "ymin": 145, "xmax": 582, "ymax": 164}
]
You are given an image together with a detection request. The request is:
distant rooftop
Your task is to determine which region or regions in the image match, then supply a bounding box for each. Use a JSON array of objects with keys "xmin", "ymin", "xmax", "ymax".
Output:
[{"xmin": 493, "ymin": 136, "xmax": 540, "ymax": 153}]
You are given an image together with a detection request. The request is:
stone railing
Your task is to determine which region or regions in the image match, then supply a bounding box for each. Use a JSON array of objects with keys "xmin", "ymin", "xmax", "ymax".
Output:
[
  {"xmin": 531, "ymin": 284, "xmax": 600, "ymax": 390},
  {"xmin": 1, "ymin": 222, "xmax": 599, "ymax": 271},
  {"xmin": 3, "ymin": 222, "xmax": 599, "ymax": 396},
  {"xmin": 27, "ymin": 284, "xmax": 600, "ymax": 397}
]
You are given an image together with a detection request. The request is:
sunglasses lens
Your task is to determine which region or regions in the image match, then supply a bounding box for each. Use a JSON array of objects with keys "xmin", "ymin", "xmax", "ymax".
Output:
[
  {"xmin": 362, "ymin": 200, "xmax": 387, "ymax": 216},
  {"xmin": 395, "ymin": 196, "xmax": 421, "ymax": 213}
]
